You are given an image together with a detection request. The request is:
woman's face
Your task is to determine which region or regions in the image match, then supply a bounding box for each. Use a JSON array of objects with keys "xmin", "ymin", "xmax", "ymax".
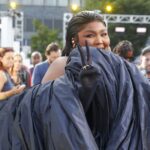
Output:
[
  {"xmin": 1, "ymin": 52, "xmax": 14, "ymax": 69},
  {"xmin": 77, "ymin": 21, "xmax": 110, "ymax": 50},
  {"xmin": 13, "ymin": 55, "xmax": 23, "ymax": 71}
]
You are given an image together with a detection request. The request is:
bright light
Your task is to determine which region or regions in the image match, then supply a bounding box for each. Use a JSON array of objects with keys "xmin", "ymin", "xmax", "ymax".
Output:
[
  {"xmin": 105, "ymin": 5, "xmax": 112, "ymax": 13},
  {"xmin": 115, "ymin": 27, "xmax": 125, "ymax": 33},
  {"xmin": 71, "ymin": 4, "xmax": 79, "ymax": 12},
  {"xmin": 136, "ymin": 27, "xmax": 147, "ymax": 33},
  {"xmin": 9, "ymin": 1, "xmax": 17, "ymax": 10}
]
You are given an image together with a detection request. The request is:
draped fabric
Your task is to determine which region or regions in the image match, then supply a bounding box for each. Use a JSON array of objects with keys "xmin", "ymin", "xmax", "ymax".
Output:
[{"xmin": 0, "ymin": 47, "xmax": 150, "ymax": 150}]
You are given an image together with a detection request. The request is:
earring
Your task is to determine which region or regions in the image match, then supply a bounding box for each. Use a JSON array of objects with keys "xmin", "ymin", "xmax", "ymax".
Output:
[{"xmin": 72, "ymin": 38, "xmax": 76, "ymax": 48}]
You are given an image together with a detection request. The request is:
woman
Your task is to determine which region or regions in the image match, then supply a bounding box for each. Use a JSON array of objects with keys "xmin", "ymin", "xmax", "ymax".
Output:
[
  {"xmin": 0, "ymin": 11, "xmax": 150, "ymax": 150},
  {"xmin": 42, "ymin": 11, "xmax": 110, "ymax": 83},
  {"xmin": 0, "ymin": 48, "xmax": 25, "ymax": 100},
  {"xmin": 10, "ymin": 53, "xmax": 31, "ymax": 87},
  {"xmin": 113, "ymin": 40, "xmax": 134, "ymax": 61}
]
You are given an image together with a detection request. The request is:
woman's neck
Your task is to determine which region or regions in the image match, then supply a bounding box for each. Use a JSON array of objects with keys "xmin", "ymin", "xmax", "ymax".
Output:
[{"xmin": 12, "ymin": 69, "xmax": 19, "ymax": 76}]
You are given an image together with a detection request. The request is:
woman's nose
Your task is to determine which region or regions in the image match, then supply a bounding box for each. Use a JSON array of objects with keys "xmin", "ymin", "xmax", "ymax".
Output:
[{"xmin": 95, "ymin": 35, "xmax": 103, "ymax": 43}]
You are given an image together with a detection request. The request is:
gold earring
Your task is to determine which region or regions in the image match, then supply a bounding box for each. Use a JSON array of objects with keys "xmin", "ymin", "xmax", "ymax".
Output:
[
  {"xmin": 72, "ymin": 37, "xmax": 77, "ymax": 48},
  {"xmin": 72, "ymin": 39, "xmax": 76, "ymax": 48}
]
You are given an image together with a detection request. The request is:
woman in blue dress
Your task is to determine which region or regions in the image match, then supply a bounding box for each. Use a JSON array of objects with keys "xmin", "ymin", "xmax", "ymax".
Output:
[{"xmin": 0, "ymin": 47, "xmax": 25, "ymax": 100}]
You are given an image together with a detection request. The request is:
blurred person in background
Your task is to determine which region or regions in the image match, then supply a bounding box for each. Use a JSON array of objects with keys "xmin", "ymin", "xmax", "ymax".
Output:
[
  {"xmin": 138, "ymin": 46, "xmax": 150, "ymax": 80},
  {"xmin": 0, "ymin": 48, "xmax": 25, "ymax": 100},
  {"xmin": 29, "ymin": 51, "xmax": 42, "ymax": 76},
  {"xmin": 32, "ymin": 42, "xmax": 61, "ymax": 85},
  {"xmin": 10, "ymin": 53, "xmax": 31, "ymax": 88},
  {"xmin": 113, "ymin": 40, "xmax": 134, "ymax": 62}
]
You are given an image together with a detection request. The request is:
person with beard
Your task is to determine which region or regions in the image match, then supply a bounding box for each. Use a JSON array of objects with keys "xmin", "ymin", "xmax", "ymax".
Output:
[{"xmin": 139, "ymin": 46, "xmax": 150, "ymax": 81}]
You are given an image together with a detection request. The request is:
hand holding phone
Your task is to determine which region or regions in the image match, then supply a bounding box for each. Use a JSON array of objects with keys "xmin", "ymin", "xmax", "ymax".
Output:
[{"xmin": 19, "ymin": 84, "xmax": 26, "ymax": 89}]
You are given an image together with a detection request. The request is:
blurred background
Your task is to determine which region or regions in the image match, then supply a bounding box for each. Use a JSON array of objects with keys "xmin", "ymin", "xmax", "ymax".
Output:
[{"xmin": 0, "ymin": 0, "xmax": 150, "ymax": 63}]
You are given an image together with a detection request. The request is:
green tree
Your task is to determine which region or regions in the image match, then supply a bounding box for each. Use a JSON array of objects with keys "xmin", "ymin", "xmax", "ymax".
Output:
[
  {"xmin": 83, "ymin": 0, "xmax": 150, "ymax": 56},
  {"xmin": 84, "ymin": 0, "xmax": 150, "ymax": 15},
  {"xmin": 31, "ymin": 20, "xmax": 61, "ymax": 58}
]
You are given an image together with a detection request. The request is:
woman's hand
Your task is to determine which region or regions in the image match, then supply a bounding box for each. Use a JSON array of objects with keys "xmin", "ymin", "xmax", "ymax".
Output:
[
  {"xmin": 12, "ymin": 84, "xmax": 26, "ymax": 95},
  {"xmin": 0, "ymin": 84, "xmax": 26, "ymax": 100}
]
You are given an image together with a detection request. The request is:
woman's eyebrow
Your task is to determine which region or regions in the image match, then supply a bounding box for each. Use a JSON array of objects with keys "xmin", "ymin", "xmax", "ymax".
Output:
[{"xmin": 83, "ymin": 29, "xmax": 107, "ymax": 32}]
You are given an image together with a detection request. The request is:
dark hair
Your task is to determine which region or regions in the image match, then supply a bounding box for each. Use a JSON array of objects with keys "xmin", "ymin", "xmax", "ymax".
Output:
[
  {"xmin": 0, "ymin": 47, "xmax": 14, "ymax": 70},
  {"xmin": 62, "ymin": 11, "xmax": 106, "ymax": 56},
  {"xmin": 113, "ymin": 40, "xmax": 134, "ymax": 60},
  {"xmin": 31, "ymin": 51, "xmax": 42, "ymax": 58},
  {"xmin": 0, "ymin": 47, "xmax": 14, "ymax": 57},
  {"xmin": 45, "ymin": 42, "xmax": 60, "ymax": 56},
  {"xmin": 141, "ymin": 46, "xmax": 150, "ymax": 56}
]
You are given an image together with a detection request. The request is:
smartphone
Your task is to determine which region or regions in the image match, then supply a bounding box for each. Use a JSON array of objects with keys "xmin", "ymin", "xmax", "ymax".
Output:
[{"xmin": 19, "ymin": 84, "xmax": 26, "ymax": 88}]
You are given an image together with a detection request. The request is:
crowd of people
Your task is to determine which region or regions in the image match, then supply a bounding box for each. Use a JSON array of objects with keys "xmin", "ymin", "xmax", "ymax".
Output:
[
  {"xmin": 0, "ymin": 17, "xmax": 149, "ymax": 100},
  {"xmin": 0, "ymin": 42, "xmax": 62, "ymax": 100},
  {"xmin": 0, "ymin": 10, "xmax": 150, "ymax": 149}
]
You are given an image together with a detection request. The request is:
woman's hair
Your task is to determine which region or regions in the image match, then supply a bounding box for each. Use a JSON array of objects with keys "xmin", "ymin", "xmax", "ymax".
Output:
[
  {"xmin": 113, "ymin": 40, "xmax": 134, "ymax": 60},
  {"xmin": 0, "ymin": 47, "xmax": 14, "ymax": 57},
  {"xmin": 0, "ymin": 47, "xmax": 14, "ymax": 70},
  {"xmin": 10, "ymin": 53, "xmax": 23, "ymax": 74},
  {"xmin": 14, "ymin": 53, "xmax": 23, "ymax": 60},
  {"xmin": 62, "ymin": 11, "xmax": 106, "ymax": 56},
  {"xmin": 13, "ymin": 53, "xmax": 23, "ymax": 61}
]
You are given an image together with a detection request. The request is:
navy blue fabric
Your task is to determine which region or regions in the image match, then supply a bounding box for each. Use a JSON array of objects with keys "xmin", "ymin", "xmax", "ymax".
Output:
[
  {"xmin": 32, "ymin": 60, "xmax": 49, "ymax": 85},
  {"xmin": 67, "ymin": 47, "xmax": 150, "ymax": 149},
  {"xmin": 2, "ymin": 71, "xmax": 14, "ymax": 92},
  {"xmin": 0, "ymin": 47, "xmax": 150, "ymax": 149}
]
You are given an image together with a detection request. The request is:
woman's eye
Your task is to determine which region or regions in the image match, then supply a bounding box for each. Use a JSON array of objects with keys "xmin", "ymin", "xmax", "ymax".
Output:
[
  {"xmin": 101, "ymin": 33, "xmax": 108, "ymax": 37},
  {"xmin": 85, "ymin": 34, "xmax": 94, "ymax": 38},
  {"xmin": 7, "ymin": 57, "xmax": 13, "ymax": 60}
]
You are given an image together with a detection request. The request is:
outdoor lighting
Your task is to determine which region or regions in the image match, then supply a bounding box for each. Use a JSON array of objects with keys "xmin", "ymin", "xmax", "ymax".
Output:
[
  {"xmin": 105, "ymin": 4, "xmax": 112, "ymax": 13},
  {"xmin": 9, "ymin": 1, "xmax": 18, "ymax": 10},
  {"xmin": 115, "ymin": 27, "xmax": 125, "ymax": 33},
  {"xmin": 136, "ymin": 27, "xmax": 147, "ymax": 34},
  {"xmin": 71, "ymin": 4, "xmax": 79, "ymax": 12}
]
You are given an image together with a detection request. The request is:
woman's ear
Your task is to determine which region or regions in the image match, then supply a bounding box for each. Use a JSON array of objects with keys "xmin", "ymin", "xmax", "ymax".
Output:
[{"xmin": 72, "ymin": 38, "xmax": 77, "ymax": 48}]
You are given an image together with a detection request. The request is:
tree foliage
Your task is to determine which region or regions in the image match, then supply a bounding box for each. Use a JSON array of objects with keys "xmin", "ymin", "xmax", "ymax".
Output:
[
  {"xmin": 83, "ymin": 0, "xmax": 150, "ymax": 56},
  {"xmin": 31, "ymin": 20, "xmax": 61, "ymax": 58}
]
